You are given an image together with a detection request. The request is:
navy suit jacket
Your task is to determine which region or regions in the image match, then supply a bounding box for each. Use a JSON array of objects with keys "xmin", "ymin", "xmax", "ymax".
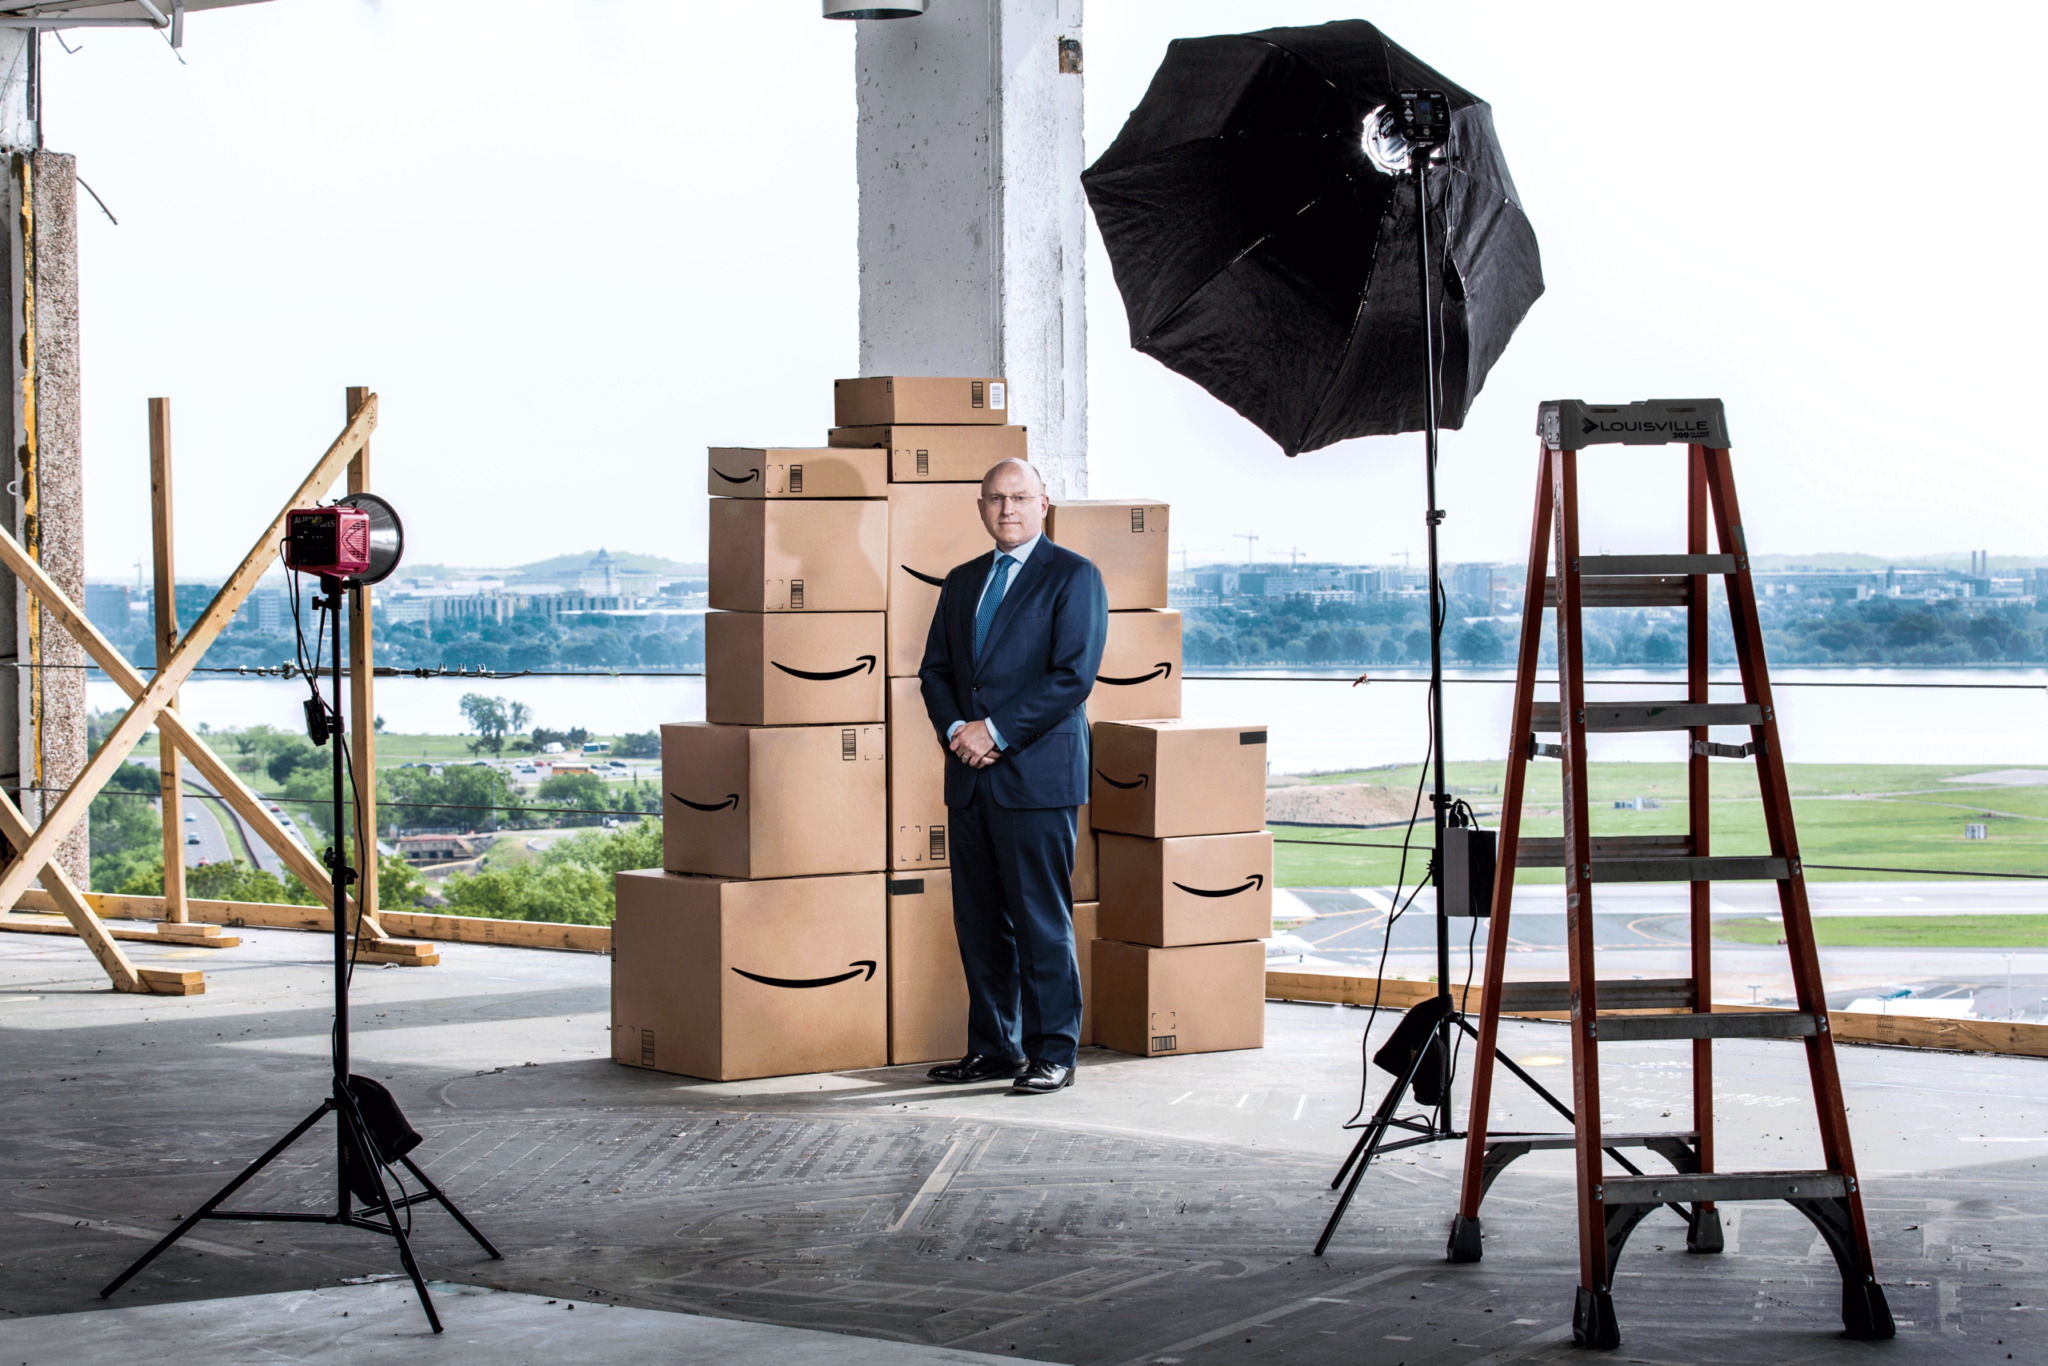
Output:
[{"xmin": 919, "ymin": 538, "xmax": 1109, "ymax": 809}]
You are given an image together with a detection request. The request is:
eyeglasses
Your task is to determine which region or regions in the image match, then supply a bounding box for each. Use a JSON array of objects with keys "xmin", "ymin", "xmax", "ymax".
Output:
[{"xmin": 980, "ymin": 493, "xmax": 1042, "ymax": 507}]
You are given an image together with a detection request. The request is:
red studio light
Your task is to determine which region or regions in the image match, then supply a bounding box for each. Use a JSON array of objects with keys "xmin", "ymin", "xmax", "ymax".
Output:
[{"xmin": 282, "ymin": 494, "xmax": 403, "ymax": 584}]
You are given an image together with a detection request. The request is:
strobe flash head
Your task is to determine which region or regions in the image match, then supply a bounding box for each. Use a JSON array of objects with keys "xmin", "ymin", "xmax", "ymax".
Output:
[
  {"xmin": 283, "ymin": 493, "xmax": 404, "ymax": 586},
  {"xmin": 1395, "ymin": 90, "xmax": 1452, "ymax": 150},
  {"xmin": 1364, "ymin": 90, "xmax": 1453, "ymax": 177}
]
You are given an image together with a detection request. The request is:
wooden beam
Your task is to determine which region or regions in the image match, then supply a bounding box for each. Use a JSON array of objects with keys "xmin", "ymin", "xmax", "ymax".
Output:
[
  {"xmin": 27, "ymin": 889, "xmax": 608, "ymax": 954},
  {"xmin": 345, "ymin": 386, "xmax": 379, "ymax": 931},
  {"xmin": 0, "ymin": 397, "xmax": 378, "ymax": 914},
  {"xmin": 148, "ymin": 397, "xmax": 188, "ymax": 925},
  {"xmin": 0, "ymin": 789, "xmax": 154, "ymax": 992},
  {"xmin": 1262, "ymin": 972, "xmax": 2048, "ymax": 1061},
  {"xmin": 0, "ymin": 913, "xmax": 238, "ymax": 948},
  {"xmin": 0, "ymin": 515, "xmax": 383, "ymax": 936}
]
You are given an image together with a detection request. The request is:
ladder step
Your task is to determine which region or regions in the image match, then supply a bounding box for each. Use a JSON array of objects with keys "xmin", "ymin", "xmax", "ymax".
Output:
[
  {"xmin": 1598, "ymin": 855, "xmax": 1792, "ymax": 882},
  {"xmin": 1577, "ymin": 554, "xmax": 1738, "ymax": 576},
  {"xmin": 1517, "ymin": 836, "xmax": 1693, "ymax": 868},
  {"xmin": 1496, "ymin": 978, "xmax": 1695, "ymax": 1013},
  {"xmin": 1543, "ymin": 575, "xmax": 1693, "ymax": 608},
  {"xmin": 1532, "ymin": 700, "xmax": 1764, "ymax": 732},
  {"xmin": 1488, "ymin": 1130, "xmax": 1698, "ymax": 1152},
  {"xmin": 1599, "ymin": 1170, "xmax": 1848, "ymax": 1206},
  {"xmin": 1596, "ymin": 1012, "xmax": 1818, "ymax": 1042}
]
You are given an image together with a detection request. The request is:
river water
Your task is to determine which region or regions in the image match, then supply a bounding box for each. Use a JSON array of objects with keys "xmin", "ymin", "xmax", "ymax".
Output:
[{"xmin": 90, "ymin": 667, "xmax": 2048, "ymax": 773}]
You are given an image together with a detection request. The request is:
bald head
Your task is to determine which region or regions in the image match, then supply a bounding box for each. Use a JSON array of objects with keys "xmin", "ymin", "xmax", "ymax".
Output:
[
  {"xmin": 978, "ymin": 458, "xmax": 1048, "ymax": 553},
  {"xmin": 980, "ymin": 458, "xmax": 1043, "ymax": 498}
]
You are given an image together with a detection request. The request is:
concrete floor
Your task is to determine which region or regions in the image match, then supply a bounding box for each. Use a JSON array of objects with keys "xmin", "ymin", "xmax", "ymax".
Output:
[{"xmin": 2, "ymin": 924, "xmax": 2044, "ymax": 1364}]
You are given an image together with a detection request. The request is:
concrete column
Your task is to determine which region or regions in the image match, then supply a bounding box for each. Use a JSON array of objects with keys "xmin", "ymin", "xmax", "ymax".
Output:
[
  {"xmin": 0, "ymin": 29, "xmax": 87, "ymax": 892},
  {"xmin": 855, "ymin": 0, "xmax": 1089, "ymax": 497}
]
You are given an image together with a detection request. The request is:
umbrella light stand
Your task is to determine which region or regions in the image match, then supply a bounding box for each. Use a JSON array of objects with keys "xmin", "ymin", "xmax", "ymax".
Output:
[{"xmin": 1313, "ymin": 145, "xmax": 1575, "ymax": 1259}]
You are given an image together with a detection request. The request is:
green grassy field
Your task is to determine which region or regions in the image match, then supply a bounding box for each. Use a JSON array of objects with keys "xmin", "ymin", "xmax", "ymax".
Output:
[
  {"xmin": 1712, "ymin": 915, "xmax": 2048, "ymax": 948},
  {"xmin": 1272, "ymin": 761, "xmax": 2048, "ymax": 888}
]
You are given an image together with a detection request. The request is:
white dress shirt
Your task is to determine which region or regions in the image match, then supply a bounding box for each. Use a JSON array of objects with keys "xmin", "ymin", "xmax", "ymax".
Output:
[{"xmin": 948, "ymin": 533, "xmax": 1042, "ymax": 752}]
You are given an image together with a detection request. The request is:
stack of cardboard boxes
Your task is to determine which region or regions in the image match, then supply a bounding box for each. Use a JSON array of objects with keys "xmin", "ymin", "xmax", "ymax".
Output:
[
  {"xmin": 611, "ymin": 375, "xmax": 1267, "ymax": 1082},
  {"xmin": 1046, "ymin": 503, "xmax": 1272, "ymax": 1059}
]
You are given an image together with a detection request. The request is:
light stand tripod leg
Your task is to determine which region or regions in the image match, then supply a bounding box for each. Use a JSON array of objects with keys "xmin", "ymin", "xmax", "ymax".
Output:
[
  {"xmin": 1315, "ymin": 1026, "xmax": 1444, "ymax": 1257},
  {"xmin": 341, "ymin": 1101, "xmax": 443, "ymax": 1334},
  {"xmin": 399, "ymin": 1152, "xmax": 503, "ymax": 1259},
  {"xmin": 100, "ymin": 1100, "xmax": 334, "ymax": 1298}
]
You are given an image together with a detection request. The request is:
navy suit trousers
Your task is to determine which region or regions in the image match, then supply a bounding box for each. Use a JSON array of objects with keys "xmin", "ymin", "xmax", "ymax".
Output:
[{"xmin": 949, "ymin": 788, "xmax": 1082, "ymax": 1068}]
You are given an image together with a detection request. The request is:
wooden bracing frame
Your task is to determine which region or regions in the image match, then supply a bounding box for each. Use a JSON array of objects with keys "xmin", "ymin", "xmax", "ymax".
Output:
[{"xmin": 0, "ymin": 395, "xmax": 429, "ymax": 990}]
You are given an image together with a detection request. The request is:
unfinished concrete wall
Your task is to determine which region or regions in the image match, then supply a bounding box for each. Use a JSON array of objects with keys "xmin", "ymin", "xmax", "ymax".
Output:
[
  {"xmin": 31, "ymin": 151, "xmax": 86, "ymax": 888},
  {"xmin": 855, "ymin": 0, "xmax": 1088, "ymax": 497}
]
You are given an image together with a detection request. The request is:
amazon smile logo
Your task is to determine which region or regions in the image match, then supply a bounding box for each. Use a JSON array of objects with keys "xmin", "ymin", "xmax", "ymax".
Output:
[
  {"xmin": 771, "ymin": 655, "xmax": 876, "ymax": 682},
  {"xmin": 1098, "ymin": 661, "xmax": 1173, "ymax": 686},
  {"xmin": 900, "ymin": 565, "xmax": 946, "ymax": 587},
  {"xmin": 1172, "ymin": 874, "xmax": 1265, "ymax": 898},
  {"xmin": 670, "ymin": 791, "xmax": 739, "ymax": 812},
  {"xmin": 712, "ymin": 467, "xmax": 760, "ymax": 483},
  {"xmin": 731, "ymin": 960, "xmax": 877, "ymax": 989},
  {"xmin": 1094, "ymin": 768, "xmax": 1149, "ymax": 790}
]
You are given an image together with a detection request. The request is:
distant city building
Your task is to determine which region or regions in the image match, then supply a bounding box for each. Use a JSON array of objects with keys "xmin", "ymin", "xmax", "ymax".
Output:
[{"xmin": 84, "ymin": 583, "xmax": 130, "ymax": 637}]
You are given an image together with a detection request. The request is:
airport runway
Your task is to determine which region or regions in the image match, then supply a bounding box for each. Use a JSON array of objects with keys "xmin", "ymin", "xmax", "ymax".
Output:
[{"xmin": 1278, "ymin": 881, "xmax": 2048, "ymax": 1014}]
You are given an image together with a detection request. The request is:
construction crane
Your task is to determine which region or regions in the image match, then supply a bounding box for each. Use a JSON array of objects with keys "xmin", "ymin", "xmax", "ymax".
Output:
[{"xmin": 1235, "ymin": 533, "xmax": 1259, "ymax": 566}]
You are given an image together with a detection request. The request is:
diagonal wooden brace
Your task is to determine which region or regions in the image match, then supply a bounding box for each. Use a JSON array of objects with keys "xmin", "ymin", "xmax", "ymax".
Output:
[
  {"xmin": 0, "ymin": 787, "xmax": 194, "ymax": 993},
  {"xmin": 0, "ymin": 398, "xmax": 381, "ymax": 924}
]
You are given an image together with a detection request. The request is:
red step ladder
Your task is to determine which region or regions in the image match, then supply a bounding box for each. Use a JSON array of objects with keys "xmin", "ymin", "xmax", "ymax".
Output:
[{"xmin": 1447, "ymin": 400, "xmax": 1893, "ymax": 1348}]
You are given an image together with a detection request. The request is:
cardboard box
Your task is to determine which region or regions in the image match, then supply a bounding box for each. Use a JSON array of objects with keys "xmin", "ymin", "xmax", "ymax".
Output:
[
  {"xmin": 1047, "ymin": 500, "xmax": 1169, "ymax": 610},
  {"xmin": 1097, "ymin": 831, "xmax": 1275, "ymax": 947},
  {"xmin": 1072, "ymin": 803, "xmax": 1097, "ymax": 901},
  {"xmin": 1090, "ymin": 720, "xmax": 1268, "ymax": 839},
  {"xmin": 1091, "ymin": 939, "xmax": 1265, "ymax": 1059},
  {"xmin": 1087, "ymin": 609, "xmax": 1183, "ymax": 723},
  {"xmin": 709, "ymin": 498, "xmax": 888, "ymax": 613},
  {"xmin": 612, "ymin": 869, "xmax": 887, "ymax": 1081},
  {"xmin": 888, "ymin": 677, "xmax": 949, "ymax": 870},
  {"xmin": 705, "ymin": 612, "xmax": 884, "ymax": 727},
  {"xmin": 708, "ymin": 447, "xmax": 888, "ymax": 499},
  {"xmin": 835, "ymin": 376, "xmax": 1010, "ymax": 427},
  {"xmin": 887, "ymin": 871, "xmax": 969, "ymax": 1065},
  {"xmin": 1074, "ymin": 899, "xmax": 1098, "ymax": 1047},
  {"xmin": 886, "ymin": 483, "xmax": 989, "ymax": 674},
  {"xmin": 829, "ymin": 424, "xmax": 1029, "ymax": 483},
  {"xmin": 662, "ymin": 722, "xmax": 885, "ymax": 879}
]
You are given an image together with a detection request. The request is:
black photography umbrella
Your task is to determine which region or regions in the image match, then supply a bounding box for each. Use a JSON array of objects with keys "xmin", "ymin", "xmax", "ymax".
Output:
[
  {"xmin": 1081, "ymin": 19, "xmax": 1541, "ymax": 455},
  {"xmin": 1082, "ymin": 20, "xmax": 1543, "ymax": 1255}
]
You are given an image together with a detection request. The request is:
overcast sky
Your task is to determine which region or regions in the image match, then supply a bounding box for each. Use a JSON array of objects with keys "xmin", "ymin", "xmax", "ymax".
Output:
[{"xmin": 48, "ymin": 1, "xmax": 2047, "ymax": 581}]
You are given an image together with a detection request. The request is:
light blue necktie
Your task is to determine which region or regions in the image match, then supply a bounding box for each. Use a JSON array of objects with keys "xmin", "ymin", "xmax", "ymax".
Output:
[{"xmin": 973, "ymin": 554, "xmax": 1015, "ymax": 663}]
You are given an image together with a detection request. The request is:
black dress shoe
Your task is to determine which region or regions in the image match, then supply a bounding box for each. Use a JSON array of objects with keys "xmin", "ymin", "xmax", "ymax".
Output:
[
  {"xmin": 927, "ymin": 1054, "xmax": 1029, "ymax": 1084},
  {"xmin": 1010, "ymin": 1059, "xmax": 1075, "ymax": 1095}
]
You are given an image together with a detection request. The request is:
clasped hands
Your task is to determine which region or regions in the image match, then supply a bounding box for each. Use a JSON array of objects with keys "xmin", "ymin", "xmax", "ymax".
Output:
[{"xmin": 949, "ymin": 719, "xmax": 1002, "ymax": 770}]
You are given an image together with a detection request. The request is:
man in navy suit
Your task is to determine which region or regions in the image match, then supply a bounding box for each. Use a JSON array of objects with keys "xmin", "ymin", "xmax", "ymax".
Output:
[{"xmin": 919, "ymin": 458, "xmax": 1108, "ymax": 1095}]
